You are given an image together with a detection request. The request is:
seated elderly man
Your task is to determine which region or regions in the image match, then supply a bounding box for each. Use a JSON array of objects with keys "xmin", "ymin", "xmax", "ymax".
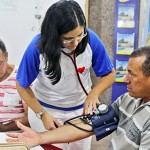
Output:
[
  {"xmin": 0, "ymin": 39, "xmax": 29, "ymax": 131},
  {"xmin": 6, "ymin": 46, "xmax": 150, "ymax": 150}
]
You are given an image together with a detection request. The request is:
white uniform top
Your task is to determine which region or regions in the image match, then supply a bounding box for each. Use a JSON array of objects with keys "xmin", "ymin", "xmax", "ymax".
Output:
[{"xmin": 32, "ymin": 44, "xmax": 92, "ymax": 108}]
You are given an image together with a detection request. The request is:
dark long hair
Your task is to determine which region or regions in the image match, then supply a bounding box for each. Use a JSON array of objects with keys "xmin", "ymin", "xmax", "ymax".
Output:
[{"xmin": 38, "ymin": 0, "xmax": 88, "ymax": 85}]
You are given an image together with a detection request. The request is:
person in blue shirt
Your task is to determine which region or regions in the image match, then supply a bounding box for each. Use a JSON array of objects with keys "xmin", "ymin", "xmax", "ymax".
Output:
[{"xmin": 15, "ymin": 0, "xmax": 115, "ymax": 149}]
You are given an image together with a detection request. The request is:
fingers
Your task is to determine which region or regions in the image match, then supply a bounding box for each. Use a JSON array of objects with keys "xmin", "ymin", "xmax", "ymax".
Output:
[
  {"xmin": 49, "ymin": 119, "xmax": 61, "ymax": 129},
  {"xmin": 84, "ymin": 103, "xmax": 89, "ymax": 115},
  {"xmin": 16, "ymin": 121, "xmax": 31, "ymax": 133},
  {"xmin": 44, "ymin": 124, "xmax": 54, "ymax": 130},
  {"xmin": 54, "ymin": 119, "xmax": 61, "ymax": 128},
  {"xmin": 84, "ymin": 101, "xmax": 95, "ymax": 115},
  {"xmin": 5, "ymin": 132, "xmax": 19, "ymax": 138},
  {"xmin": 6, "ymin": 138, "xmax": 18, "ymax": 143},
  {"xmin": 44, "ymin": 121, "xmax": 58, "ymax": 130},
  {"xmin": 42, "ymin": 114, "xmax": 61, "ymax": 130},
  {"xmin": 5, "ymin": 133, "xmax": 20, "ymax": 143},
  {"xmin": 87, "ymin": 104, "xmax": 95, "ymax": 115},
  {"xmin": 84, "ymin": 99, "xmax": 101, "ymax": 115}
]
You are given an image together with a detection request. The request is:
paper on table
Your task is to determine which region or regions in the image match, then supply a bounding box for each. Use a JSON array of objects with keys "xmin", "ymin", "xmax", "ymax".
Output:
[{"xmin": 0, "ymin": 132, "xmax": 44, "ymax": 150}]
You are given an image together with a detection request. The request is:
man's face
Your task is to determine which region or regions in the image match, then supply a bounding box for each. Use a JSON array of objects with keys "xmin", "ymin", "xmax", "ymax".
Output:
[{"xmin": 124, "ymin": 55, "xmax": 150, "ymax": 101}]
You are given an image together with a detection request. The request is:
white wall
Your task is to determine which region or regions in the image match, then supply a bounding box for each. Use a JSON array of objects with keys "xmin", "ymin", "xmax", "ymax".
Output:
[{"xmin": 0, "ymin": 0, "xmax": 86, "ymax": 65}]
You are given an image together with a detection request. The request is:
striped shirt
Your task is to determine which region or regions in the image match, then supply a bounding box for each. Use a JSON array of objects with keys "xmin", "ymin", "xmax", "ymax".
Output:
[
  {"xmin": 0, "ymin": 66, "xmax": 25, "ymax": 123},
  {"xmin": 109, "ymin": 93, "xmax": 150, "ymax": 150}
]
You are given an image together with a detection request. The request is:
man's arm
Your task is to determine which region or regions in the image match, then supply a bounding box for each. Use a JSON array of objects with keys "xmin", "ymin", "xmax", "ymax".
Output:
[
  {"xmin": 6, "ymin": 119, "xmax": 94, "ymax": 147},
  {"xmin": 39, "ymin": 119, "xmax": 93, "ymax": 145}
]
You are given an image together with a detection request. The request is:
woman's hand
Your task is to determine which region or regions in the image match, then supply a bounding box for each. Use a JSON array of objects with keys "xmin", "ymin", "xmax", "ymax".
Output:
[
  {"xmin": 83, "ymin": 94, "xmax": 100, "ymax": 115},
  {"xmin": 6, "ymin": 121, "xmax": 40, "ymax": 147},
  {"xmin": 41, "ymin": 112, "xmax": 61, "ymax": 130}
]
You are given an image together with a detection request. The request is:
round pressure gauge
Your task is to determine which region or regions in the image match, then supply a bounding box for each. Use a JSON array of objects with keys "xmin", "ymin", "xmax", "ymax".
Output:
[{"xmin": 98, "ymin": 104, "xmax": 108, "ymax": 114}]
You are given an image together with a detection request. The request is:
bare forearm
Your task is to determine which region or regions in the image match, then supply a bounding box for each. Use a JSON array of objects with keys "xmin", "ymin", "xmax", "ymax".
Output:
[
  {"xmin": 89, "ymin": 69, "xmax": 116, "ymax": 97},
  {"xmin": 0, "ymin": 116, "xmax": 29, "ymax": 132},
  {"xmin": 0, "ymin": 121, "xmax": 21, "ymax": 132},
  {"xmin": 39, "ymin": 121, "xmax": 93, "ymax": 144}
]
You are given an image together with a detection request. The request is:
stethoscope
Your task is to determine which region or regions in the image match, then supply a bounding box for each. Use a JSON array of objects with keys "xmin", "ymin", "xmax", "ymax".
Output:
[
  {"xmin": 61, "ymin": 50, "xmax": 109, "ymax": 132},
  {"xmin": 61, "ymin": 50, "xmax": 88, "ymax": 96},
  {"xmin": 61, "ymin": 50, "xmax": 93, "ymax": 131}
]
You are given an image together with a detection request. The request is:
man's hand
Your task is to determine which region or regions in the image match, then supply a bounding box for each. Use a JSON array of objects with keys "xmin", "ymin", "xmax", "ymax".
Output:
[{"xmin": 6, "ymin": 121, "xmax": 40, "ymax": 147}]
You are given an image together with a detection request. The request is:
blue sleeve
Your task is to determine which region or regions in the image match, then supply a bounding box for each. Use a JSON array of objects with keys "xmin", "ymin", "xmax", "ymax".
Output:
[
  {"xmin": 87, "ymin": 28, "xmax": 114, "ymax": 77},
  {"xmin": 16, "ymin": 34, "xmax": 41, "ymax": 88}
]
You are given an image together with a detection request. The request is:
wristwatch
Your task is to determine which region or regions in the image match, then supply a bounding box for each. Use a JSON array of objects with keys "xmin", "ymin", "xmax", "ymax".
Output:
[{"xmin": 36, "ymin": 109, "xmax": 46, "ymax": 119}]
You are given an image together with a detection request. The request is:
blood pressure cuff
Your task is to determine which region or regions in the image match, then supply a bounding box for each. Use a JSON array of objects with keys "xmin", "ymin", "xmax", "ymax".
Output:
[{"xmin": 91, "ymin": 106, "xmax": 119, "ymax": 141}]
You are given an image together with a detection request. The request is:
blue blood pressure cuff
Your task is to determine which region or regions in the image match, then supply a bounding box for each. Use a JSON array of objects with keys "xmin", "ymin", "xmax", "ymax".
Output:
[
  {"xmin": 91, "ymin": 105, "xmax": 119, "ymax": 141},
  {"xmin": 64, "ymin": 104, "xmax": 119, "ymax": 141}
]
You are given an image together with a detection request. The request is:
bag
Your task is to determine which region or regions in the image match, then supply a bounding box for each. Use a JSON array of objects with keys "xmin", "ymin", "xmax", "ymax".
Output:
[
  {"xmin": 91, "ymin": 105, "xmax": 119, "ymax": 141},
  {"xmin": 0, "ymin": 143, "xmax": 30, "ymax": 150}
]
